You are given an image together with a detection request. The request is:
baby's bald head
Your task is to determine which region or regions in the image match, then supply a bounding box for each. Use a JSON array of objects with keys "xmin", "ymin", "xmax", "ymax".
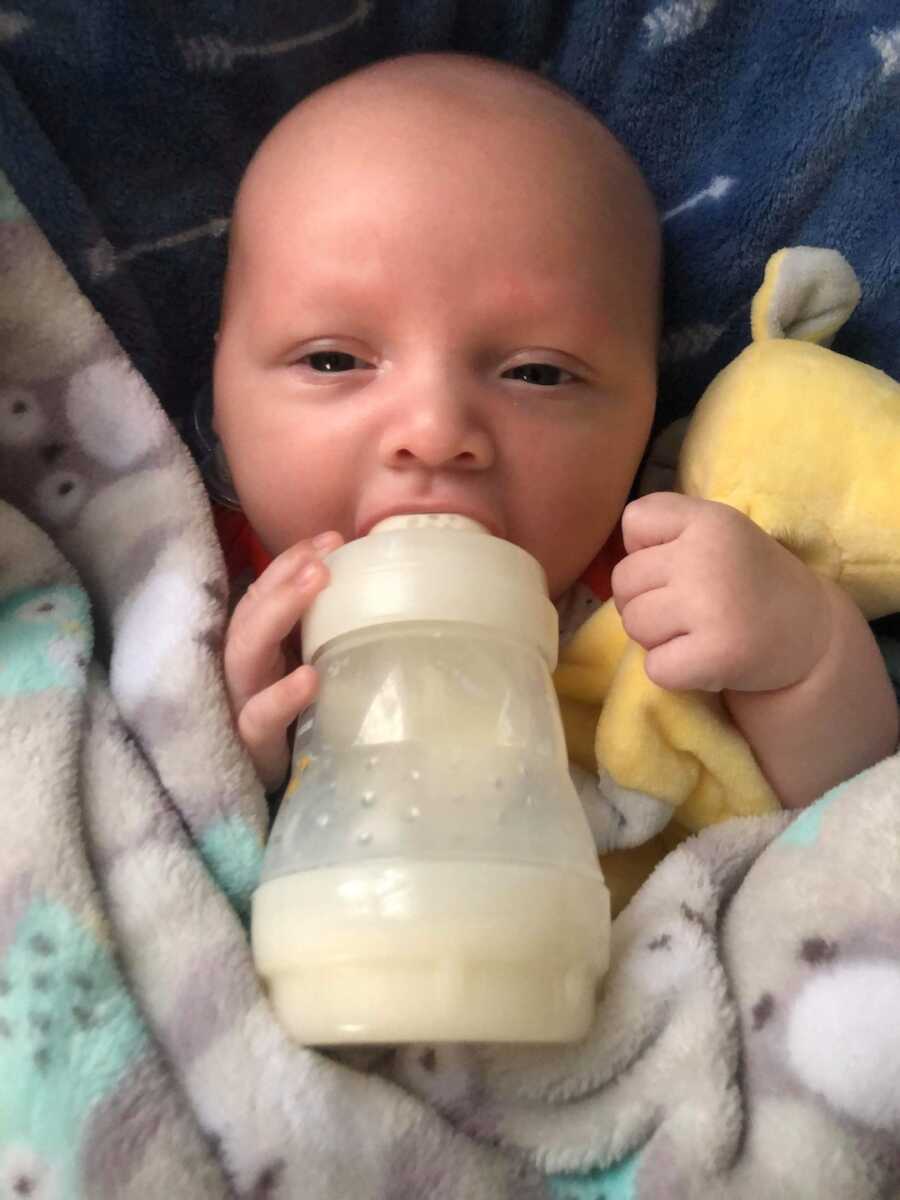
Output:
[
  {"xmin": 222, "ymin": 53, "xmax": 661, "ymax": 356},
  {"xmin": 214, "ymin": 54, "xmax": 661, "ymax": 597}
]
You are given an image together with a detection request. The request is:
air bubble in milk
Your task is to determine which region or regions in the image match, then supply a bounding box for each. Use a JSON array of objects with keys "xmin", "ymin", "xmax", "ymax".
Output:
[
  {"xmin": 361, "ymin": 791, "xmax": 376, "ymax": 807},
  {"xmin": 315, "ymin": 813, "xmax": 331, "ymax": 829}
]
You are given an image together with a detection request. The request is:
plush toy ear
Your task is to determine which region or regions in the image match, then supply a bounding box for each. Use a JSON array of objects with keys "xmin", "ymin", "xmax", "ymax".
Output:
[{"xmin": 750, "ymin": 246, "xmax": 861, "ymax": 346}]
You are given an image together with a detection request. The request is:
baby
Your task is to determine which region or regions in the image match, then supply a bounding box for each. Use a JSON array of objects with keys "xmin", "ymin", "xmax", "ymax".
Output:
[{"xmin": 211, "ymin": 52, "xmax": 898, "ymax": 814}]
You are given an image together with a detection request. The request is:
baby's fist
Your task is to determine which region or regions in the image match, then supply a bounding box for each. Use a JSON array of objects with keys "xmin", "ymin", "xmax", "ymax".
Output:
[{"xmin": 611, "ymin": 493, "xmax": 831, "ymax": 695}]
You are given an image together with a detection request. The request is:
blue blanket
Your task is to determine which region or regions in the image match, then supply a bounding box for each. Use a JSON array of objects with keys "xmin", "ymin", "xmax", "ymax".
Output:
[{"xmin": 1, "ymin": 1, "xmax": 897, "ymax": 432}]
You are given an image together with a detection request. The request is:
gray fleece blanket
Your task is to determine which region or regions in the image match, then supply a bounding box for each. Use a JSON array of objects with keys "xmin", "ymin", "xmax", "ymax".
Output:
[{"xmin": 3, "ymin": 174, "xmax": 900, "ymax": 1200}]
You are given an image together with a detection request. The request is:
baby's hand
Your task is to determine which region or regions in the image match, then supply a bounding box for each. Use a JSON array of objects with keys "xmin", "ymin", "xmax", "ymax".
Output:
[
  {"xmin": 611, "ymin": 493, "xmax": 830, "ymax": 695},
  {"xmin": 223, "ymin": 531, "xmax": 344, "ymax": 790}
]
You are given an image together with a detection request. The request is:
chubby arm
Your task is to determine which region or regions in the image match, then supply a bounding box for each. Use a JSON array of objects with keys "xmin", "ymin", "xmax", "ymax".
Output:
[
  {"xmin": 723, "ymin": 579, "xmax": 898, "ymax": 808},
  {"xmin": 612, "ymin": 493, "xmax": 899, "ymax": 810}
]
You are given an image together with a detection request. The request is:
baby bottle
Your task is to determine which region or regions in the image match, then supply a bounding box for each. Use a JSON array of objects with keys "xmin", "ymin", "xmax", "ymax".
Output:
[{"xmin": 251, "ymin": 514, "xmax": 610, "ymax": 1045}]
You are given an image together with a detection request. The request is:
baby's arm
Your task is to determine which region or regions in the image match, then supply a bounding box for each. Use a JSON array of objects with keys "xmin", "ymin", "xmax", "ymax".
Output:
[
  {"xmin": 223, "ymin": 531, "xmax": 344, "ymax": 790},
  {"xmin": 722, "ymin": 579, "xmax": 897, "ymax": 807},
  {"xmin": 612, "ymin": 494, "xmax": 899, "ymax": 809}
]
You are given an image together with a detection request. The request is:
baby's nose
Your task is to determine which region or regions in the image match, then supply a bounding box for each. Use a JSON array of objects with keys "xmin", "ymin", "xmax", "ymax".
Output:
[{"xmin": 379, "ymin": 389, "xmax": 494, "ymax": 470}]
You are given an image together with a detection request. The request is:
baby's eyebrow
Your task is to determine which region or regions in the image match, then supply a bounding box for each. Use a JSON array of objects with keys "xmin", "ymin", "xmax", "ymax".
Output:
[{"xmin": 473, "ymin": 267, "xmax": 612, "ymax": 324}]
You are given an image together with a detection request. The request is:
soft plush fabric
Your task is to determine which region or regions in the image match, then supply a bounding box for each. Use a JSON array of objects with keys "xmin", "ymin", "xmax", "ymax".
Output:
[
  {"xmin": 2, "ymin": 4, "xmax": 900, "ymax": 1197},
  {"xmin": 4, "ymin": 179, "xmax": 900, "ymax": 1200}
]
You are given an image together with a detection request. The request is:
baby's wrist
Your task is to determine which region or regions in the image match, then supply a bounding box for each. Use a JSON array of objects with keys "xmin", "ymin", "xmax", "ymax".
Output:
[
  {"xmin": 777, "ymin": 572, "xmax": 837, "ymax": 695},
  {"xmin": 720, "ymin": 571, "xmax": 835, "ymax": 700},
  {"xmin": 723, "ymin": 576, "xmax": 898, "ymax": 809}
]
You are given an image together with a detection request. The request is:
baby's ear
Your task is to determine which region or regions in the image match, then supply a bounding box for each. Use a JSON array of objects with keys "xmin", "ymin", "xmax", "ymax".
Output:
[{"xmin": 750, "ymin": 247, "xmax": 860, "ymax": 347}]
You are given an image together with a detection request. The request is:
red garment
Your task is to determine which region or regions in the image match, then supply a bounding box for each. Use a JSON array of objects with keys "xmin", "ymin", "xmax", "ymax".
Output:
[
  {"xmin": 214, "ymin": 505, "xmax": 274, "ymax": 583},
  {"xmin": 579, "ymin": 524, "xmax": 622, "ymax": 603},
  {"xmin": 214, "ymin": 503, "xmax": 620, "ymax": 602}
]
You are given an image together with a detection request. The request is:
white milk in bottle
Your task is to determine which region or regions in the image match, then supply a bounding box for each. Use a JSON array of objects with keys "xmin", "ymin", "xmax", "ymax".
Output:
[{"xmin": 251, "ymin": 514, "xmax": 610, "ymax": 1044}]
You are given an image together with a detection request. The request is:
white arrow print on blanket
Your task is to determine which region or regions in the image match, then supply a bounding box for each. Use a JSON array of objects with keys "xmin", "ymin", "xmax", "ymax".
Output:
[
  {"xmin": 643, "ymin": 0, "xmax": 718, "ymax": 50},
  {"xmin": 180, "ymin": 0, "xmax": 373, "ymax": 73},
  {"xmin": 88, "ymin": 217, "xmax": 230, "ymax": 281},
  {"xmin": 663, "ymin": 174, "xmax": 736, "ymax": 222},
  {"xmin": 871, "ymin": 26, "xmax": 900, "ymax": 78}
]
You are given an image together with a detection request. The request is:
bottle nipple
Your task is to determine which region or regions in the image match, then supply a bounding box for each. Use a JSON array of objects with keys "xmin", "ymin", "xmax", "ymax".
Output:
[{"xmin": 369, "ymin": 513, "xmax": 488, "ymax": 535}]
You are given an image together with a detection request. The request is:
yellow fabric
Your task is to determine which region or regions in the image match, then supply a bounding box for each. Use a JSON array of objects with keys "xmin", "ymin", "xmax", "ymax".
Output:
[
  {"xmin": 556, "ymin": 602, "xmax": 779, "ymax": 833},
  {"xmin": 553, "ymin": 247, "xmax": 900, "ymax": 885},
  {"xmin": 678, "ymin": 339, "xmax": 900, "ymax": 621},
  {"xmin": 750, "ymin": 246, "xmax": 861, "ymax": 346}
]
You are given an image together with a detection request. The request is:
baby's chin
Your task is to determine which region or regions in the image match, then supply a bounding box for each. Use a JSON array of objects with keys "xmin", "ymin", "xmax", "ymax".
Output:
[{"xmin": 544, "ymin": 565, "xmax": 583, "ymax": 604}]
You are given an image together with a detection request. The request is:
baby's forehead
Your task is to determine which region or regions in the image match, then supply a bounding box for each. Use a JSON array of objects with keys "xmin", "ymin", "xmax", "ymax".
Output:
[
  {"xmin": 237, "ymin": 57, "xmax": 635, "ymax": 210},
  {"xmin": 223, "ymin": 56, "xmax": 661, "ymax": 343}
]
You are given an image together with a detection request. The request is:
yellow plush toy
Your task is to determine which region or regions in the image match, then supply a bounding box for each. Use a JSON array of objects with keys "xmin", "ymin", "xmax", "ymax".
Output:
[{"xmin": 556, "ymin": 247, "xmax": 900, "ymax": 905}]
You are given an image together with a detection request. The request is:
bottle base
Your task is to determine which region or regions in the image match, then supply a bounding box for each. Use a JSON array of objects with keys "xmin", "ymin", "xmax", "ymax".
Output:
[
  {"xmin": 266, "ymin": 957, "xmax": 599, "ymax": 1045},
  {"xmin": 252, "ymin": 860, "xmax": 610, "ymax": 1046}
]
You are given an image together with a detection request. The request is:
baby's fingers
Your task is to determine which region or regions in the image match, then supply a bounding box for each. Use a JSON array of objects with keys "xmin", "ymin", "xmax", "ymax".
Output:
[
  {"xmin": 248, "ymin": 531, "xmax": 343, "ymax": 599},
  {"xmin": 643, "ymin": 635, "xmax": 727, "ymax": 694},
  {"xmin": 226, "ymin": 556, "xmax": 330, "ymax": 706},
  {"xmin": 620, "ymin": 588, "xmax": 687, "ymax": 651},
  {"xmin": 611, "ymin": 544, "xmax": 673, "ymax": 612},
  {"xmin": 621, "ymin": 492, "xmax": 698, "ymax": 554},
  {"xmin": 237, "ymin": 664, "xmax": 319, "ymax": 792}
]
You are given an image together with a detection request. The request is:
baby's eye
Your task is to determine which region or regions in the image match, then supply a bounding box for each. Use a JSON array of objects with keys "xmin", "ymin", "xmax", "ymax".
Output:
[
  {"xmin": 299, "ymin": 350, "xmax": 373, "ymax": 373},
  {"xmin": 502, "ymin": 362, "xmax": 576, "ymax": 386}
]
